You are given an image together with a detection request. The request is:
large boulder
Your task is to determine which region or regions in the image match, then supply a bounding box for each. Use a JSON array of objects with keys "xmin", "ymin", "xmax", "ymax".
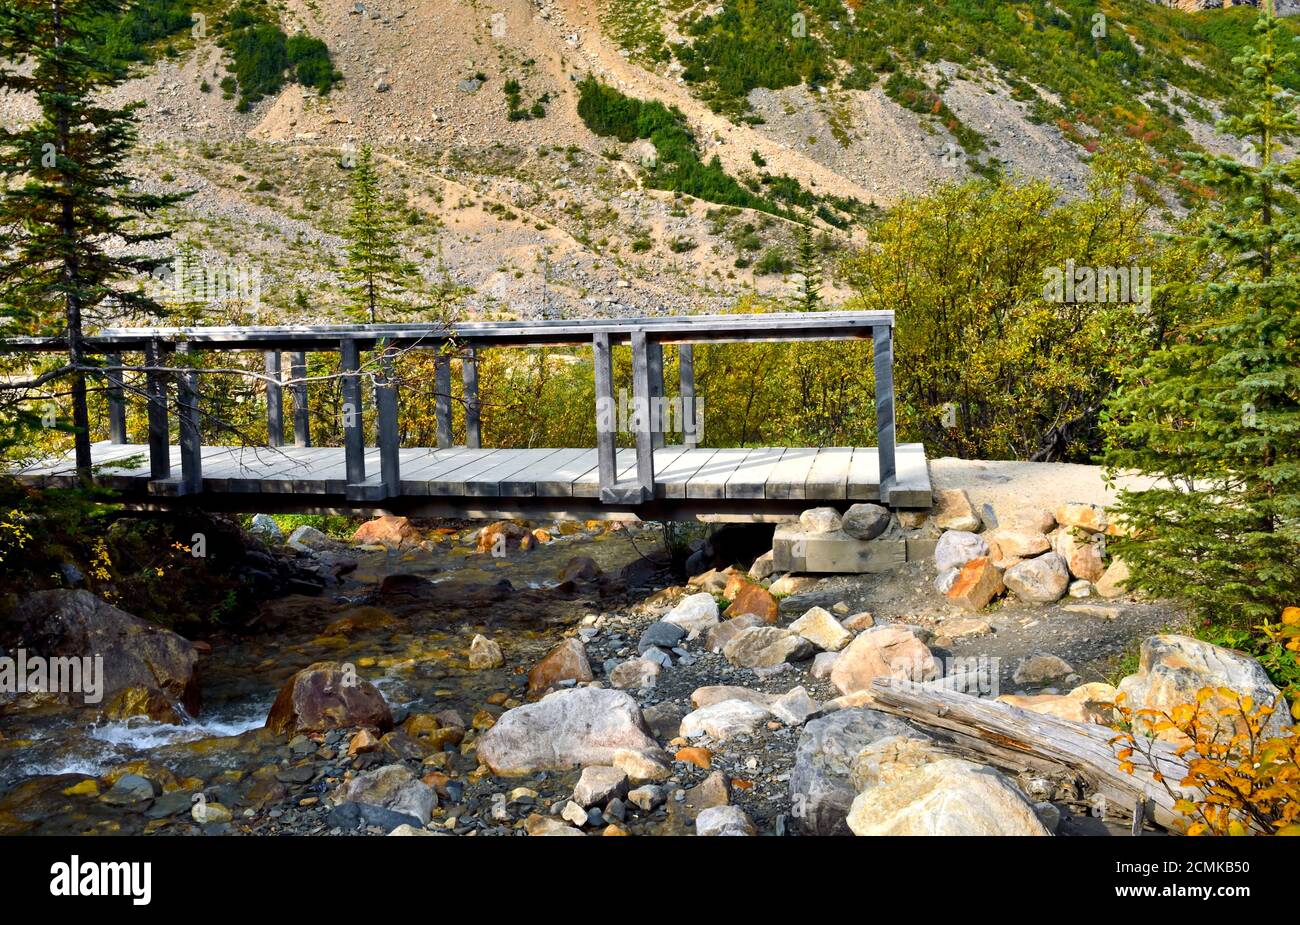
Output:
[
  {"xmin": 704, "ymin": 614, "xmax": 765, "ymax": 652},
  {"xmin": 944, "ymin": 557, "xmax": 1004, "ymax": 612},
  {"xmin": 679, "ymin": 699, "xmax": 771, "ymax": 741},
  {"xmin": 841, "ymin": 503, "xmax": 891, "ymax": 541},
  {"xmin": 790, "ymin": 708, "xmax": 916, "ymax": 836},
  {"xmin": 934, "ymin": 531, "xmax": 988, "ymax": 573},
  {"xmin": 331, "ymin": 764, "xmax": 435, "ymax": 825},
  {"xmin": 526, "ymin": 638, "xmax": 593, "ymax": 697},
  {"xmin": 830, "ymin": 626, "xmax": 938, "ymax": 696},
  {"xmin": 1117, "ymin": 635, "xmax": 1291, "ymax": 740},
  {"xmin": 1004, "ymin": 552, "xmax": 1070, "ymax": 603},
  {"xmin": 788, "ymin": 606, "xmax": 852, "ymax": 651},
  {"xmin": 476, "ymin": 687, "xmax": 665, "ymax": 776},
  {"xmin": 932, "ymin": 489, "xmax": 980, "ymax": 531},
  {"xmin": 799, "ymin": 507, "xmax": 842, "ymax": 533},
  {"xmin": 14, "ymin": 589, "xmax": 200, "ymax": 716},
  {"xmin": 1052, "ymin": 528, "xmax": 1105, "ymax": 582},
  {"xmin": 265, "ymin": 661, "xmax": 393, "ymax": 735},
  {"xmin": 661, "ymin": 593, "xmax": 720, "ymax": 639},
  {"xmin": 350, "ymin": 515, "xmax": 422, "ymax": 547},
  {"xmin": 846, "ymin": 758, "xmax": 1050, "ymax": 836},
  {"xmin": 721, "ymin": 626, "xmax": 812, "ymax": 668},
  {"xmin": 696, "ymin": 805, "xmax": 756, "ymax": 836},
  {"xmin": 723, "ymin": 583, "xmax": 778, "ymax": 623}
]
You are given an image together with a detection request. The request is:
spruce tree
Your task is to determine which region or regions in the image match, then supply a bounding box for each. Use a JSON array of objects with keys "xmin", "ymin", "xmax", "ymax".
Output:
[
  {"xmin": 341, "ymin": 145, "xmax": 414, "ymax": 323},
  {"xmin": 0, "ymin": 0, "xmax": 182, "ymax": 476},
  {"xmin": 794, "ymin": 226, "xmax": 822, "ymax": 312},
  {"xmin": 1103, "ymin": 4, "xmax": 1300, "ymax": 627}
]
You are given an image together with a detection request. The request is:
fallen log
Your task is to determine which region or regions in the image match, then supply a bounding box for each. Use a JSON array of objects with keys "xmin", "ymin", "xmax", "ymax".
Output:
[{"xmin": 869, "ymin": 677, "xmax": 1194, "ymax": 831}]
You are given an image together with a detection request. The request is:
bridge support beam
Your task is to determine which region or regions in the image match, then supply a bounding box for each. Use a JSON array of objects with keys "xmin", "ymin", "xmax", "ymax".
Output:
[
  {"xmin": 647, "ymin": 341, "xmax": 665, "ymax": 450},
  {"xmin": 593, "ymin": 332, "xmax": 620, "ymax": 503},
  {"xmin": 341, "ymin": 339, "xmax": 367, "ymax": 492},
  {"xmin": 462, "ymin": 348, "xmax": 481, "ymax": 449},
  {"xmin": 265, "ymin": 351, "xmax": 284, "ymax": 447},
  {"xmin": 176, "ymin": 344, "xmax": 203, "ymax": 495},
  {"xmin": 144, "ymin": 339, "xmax": 170, "ymax": 482},
  {"xmin": 874, "ymin": 324, "xmax": 897, "ymax": 495},
  {"xmin": 290, "ymin": 350, "xmax": 310, "ymax": 448},
  {"xmin": 679, "ymin": 344, "xmax": 698, "ymax": 449},
  {"xmin": 629, "ymin": 330, "xmax": 655, "ymax": 502},
  {"xmin": 106, "ymin": 352, "xmax": 127, "ymax": 444},
  {"xmin": 375, "ymin": 346, "xmax": 401, "ymax": 499},
  {"xmin": 435, "ymin": 352, "xmax": 452, "ymax": 449}
]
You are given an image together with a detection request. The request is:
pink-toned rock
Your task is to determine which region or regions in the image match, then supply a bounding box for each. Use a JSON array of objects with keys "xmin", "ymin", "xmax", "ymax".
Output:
[
  {"xmin": 986, "ymin": 527, "xmax": 1050, "ymax": 558},
  {"xmin": 265, "ymin": 661, "xmax": 393, "ymax": 735},
  {"xmin": 830, "ymin": 626, "xmax": 938, "ymax": 696},
  {"xmin": 933, "ymin": 489, "xmax": 980, "ymax": 531},
  {"xmin": 351, "ymin": 514, "xmax": 422, "ymax": 547},
  {"xmin": 527, "ymin": 638, "xmax": 593, "ymax": 697},
  {"xmin": 1054, "ymin": 502, "xmax": 1107, "ymax": 532},
  {"xmin": 1053, "ymin": 528, "xmax": 1106, "ymax": 582}
]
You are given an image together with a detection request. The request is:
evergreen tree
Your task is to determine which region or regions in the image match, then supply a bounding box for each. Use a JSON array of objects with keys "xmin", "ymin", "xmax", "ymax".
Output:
[
  {"xmin": 794, "ymin": 226, "xmax": 823, "ymax": 311},
  {"xmin": 341, "ymin": 145, "xmax": 413, "ymax": 323},
  {"xmin": 1103, "ymin": 4, "xmax": 1300, "ymax": 627},
  {"xmin": 0, "ymin": 0, "xmax": 182, "ymax": 476}
]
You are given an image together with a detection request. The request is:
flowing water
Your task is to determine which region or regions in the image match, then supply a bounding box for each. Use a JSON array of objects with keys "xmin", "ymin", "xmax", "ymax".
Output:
[{"xmin": 0, "ymin": 521, "xmax": 667, "ymax": 834}]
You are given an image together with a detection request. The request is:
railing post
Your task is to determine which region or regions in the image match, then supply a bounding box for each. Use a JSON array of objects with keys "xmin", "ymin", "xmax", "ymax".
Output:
[
  {"xmin": 593, "ymin": 332, "xmax": 618, "ymax": 501},
  {"xmin": 144, "ymin": 339, "xmax": 170, "ymax": 481},
  {"xmin": 290, "ymin": 350, "xmax": 310, "ymax": 448},
  {"xmin": 647, "ymin": 341, "xmax": 665, "ymax": 450},
  {"xmin": 106, "ymin": 352, "xmax": 127, "ymax": 444},
  {"xmin": 176, "ymin": 343, "xmax": 203, "ymax": 495},
  {"xmin": 874, "ymin": 323, "xmax": 897, "ymax": 498},
  {"xmin": 375, "ymin": 345, "xmax": 401, "ymax": 498},
  {"xmin": 340, "ymin": 338, "xmax": 366, "ymax": 488},
  {"xmin": 678, "ymin": 343, "xmax": 698, "ymax": 449},
  {"xmin": 435, "ymin": 351, "xmax": 452, "ymax": 449},
  {"xmin": 265, "ymin": 351, "xmax": 284, "ymax": 447},
  {"xmin": 629, "ymin": 330, "xmax": 655, "ymax": 501},
  {"xmin": 462, "ymin": 347, "xmax": 481, "ymax": 449}
]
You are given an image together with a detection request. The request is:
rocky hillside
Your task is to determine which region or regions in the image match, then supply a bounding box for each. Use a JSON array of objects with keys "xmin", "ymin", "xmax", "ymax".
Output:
[{"xmin": 1, "ymin": 0, "xmax": 1292, "ymax": 321}]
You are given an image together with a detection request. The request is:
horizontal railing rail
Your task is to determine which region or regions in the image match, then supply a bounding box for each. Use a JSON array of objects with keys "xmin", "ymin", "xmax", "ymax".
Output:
[{"xmin": 1, "ymin": 310, "xmax": 898, "ymax": 506}]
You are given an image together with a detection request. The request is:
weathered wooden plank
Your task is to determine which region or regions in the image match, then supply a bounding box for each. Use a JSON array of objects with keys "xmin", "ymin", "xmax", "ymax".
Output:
[
  {"xmin": 629, "ymin": 331, "xmax": 655, "ymax": 500},
  {"xmin": 678, "ymin": 344, "xmax": 699, "ymax": 449},
  {"xmin": 764, "ymin": 446, "xmax": 818, "ymax": 500},
  {"xmin": 874, "ymin": 324, "xmax": 897, "ymax": 492},
  {"xmin": 428, "ymin": 448, "xmax": 530, "ymax": 496},
  {"xmin": 534, "ymin": 449, "xmax": 597, "ymax": 498},
  {"xmin": 890, "ymin": 443, "xmax": 933, "ymax": 508},
  {"xmin": 462, "ymin": 348, "xmax": 481, "ymax": 449},
  {"xmin": 340, "ymin": 339, "xmax": 366, "ymax": 488},
  {"xmin": 435, "ymin": 353, "xmax": 452, "ymax": 449},
  {"xmin": 265, "ymin": 351, "xmax": 283, "ymax": 448},
  {"xmin": 144, "ymin": 339, "xmax": 170, "ymax": 481},
  {"xmin": 805, "ymin": 447, "xmax": 854, "ymax": 500},
  {"xmin": 176, "ymin": 345, "xmax": 203, "ymax": 495},
  {"xmin": 593, "ymin": 332, "xmax": 617, "ymax": 501},
  {"xmin": 869, "ymin": 678, "xmax": 1192, "ymax": 830},
  {"xmin": 655, "ymin": 448, "xmax": 716, "ymax": 499},
  {"xmin": 686, "ymin": 447, "xmax": 751, "ymax": 500},
  {"xmin": 463, "ymin": 448, "xmax": 567, "ymax": 497},
  {"xmin": 725, "ymin": 447, "xmax": 785, "ymax": 500},
  {"xmin": 289, "ymin": 351, "xmax": 310, "ymax": 448},
  {"xmin": 572, "ymin": 449, "xmax": 636, "ymax": 498},
  {"xmin": 499, "ymin": 447, "xmax": 592, "ymax": 497},
  {"xmin": 105, "ymin": 353, "xmax": 127, "ymax": 444},
  {"xmin": 847, "ymin": 446, "xmax": 881, "ymax": 501}
]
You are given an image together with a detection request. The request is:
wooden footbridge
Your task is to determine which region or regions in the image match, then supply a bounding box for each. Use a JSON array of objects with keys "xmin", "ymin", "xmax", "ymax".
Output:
[{"xmin": 3, "ymin": 311, "xmax": 932, "ymax": 521}]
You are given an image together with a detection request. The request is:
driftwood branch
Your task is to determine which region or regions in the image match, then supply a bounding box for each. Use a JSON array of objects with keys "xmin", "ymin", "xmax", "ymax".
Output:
[{"xmin": 869, "ymin": 678, "xmax": 1195, "ymax": 830}]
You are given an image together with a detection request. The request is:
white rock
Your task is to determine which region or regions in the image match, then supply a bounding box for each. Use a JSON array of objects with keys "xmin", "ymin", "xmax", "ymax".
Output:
[
  {"xmin": 799, "ymin": 507, "xmax": 843, "ymax": 533},
  {"xmin": 696, "ymin": 804, "xmax": 756, "ymax": 836},
  {"xmin": 1004, "ymin": 552, "xmax": 1070, "ymax": 603},
  {"xmin": 934, "ymin": 530, "xmax": 988, "ymax": 572},
  {"xmin": 770, "ymin": 686, "xmax": 820, "ymax": 725},
  {"xmin": 679, "ymin": 699, "xmax": 771, "ymax": 741},
  {"xmin": 662, "ymin": 592, "xmax": 720, "ymax": 639},
  {"xmin": 788, "ymin": 606, "xmax": 852, "ymax": 651},
  {"xmin": 572, "ymin": 766, "xmax": 628, "ymax": 808},
  {"xmin": 847, "ymin": 758, "xmax": 1050, "ymax": 836}
]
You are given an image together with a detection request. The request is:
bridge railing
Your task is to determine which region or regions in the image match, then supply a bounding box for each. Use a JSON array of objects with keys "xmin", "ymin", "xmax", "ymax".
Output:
[{"xmin": 0, "ymin": 310, "xmax": 898, "ymax": 503}]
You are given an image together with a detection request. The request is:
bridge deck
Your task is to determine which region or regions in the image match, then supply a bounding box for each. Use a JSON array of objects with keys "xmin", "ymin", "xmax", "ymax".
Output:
[{"xmin": 16, "ymin": 442, "xmax": 932, "ymax": 519}]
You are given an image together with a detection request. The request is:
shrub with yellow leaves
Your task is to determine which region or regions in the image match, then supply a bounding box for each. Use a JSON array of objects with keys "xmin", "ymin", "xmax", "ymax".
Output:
[{"xmin": 1110, "ymin": 620, "xmax": 1300, "ymax": 836}]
